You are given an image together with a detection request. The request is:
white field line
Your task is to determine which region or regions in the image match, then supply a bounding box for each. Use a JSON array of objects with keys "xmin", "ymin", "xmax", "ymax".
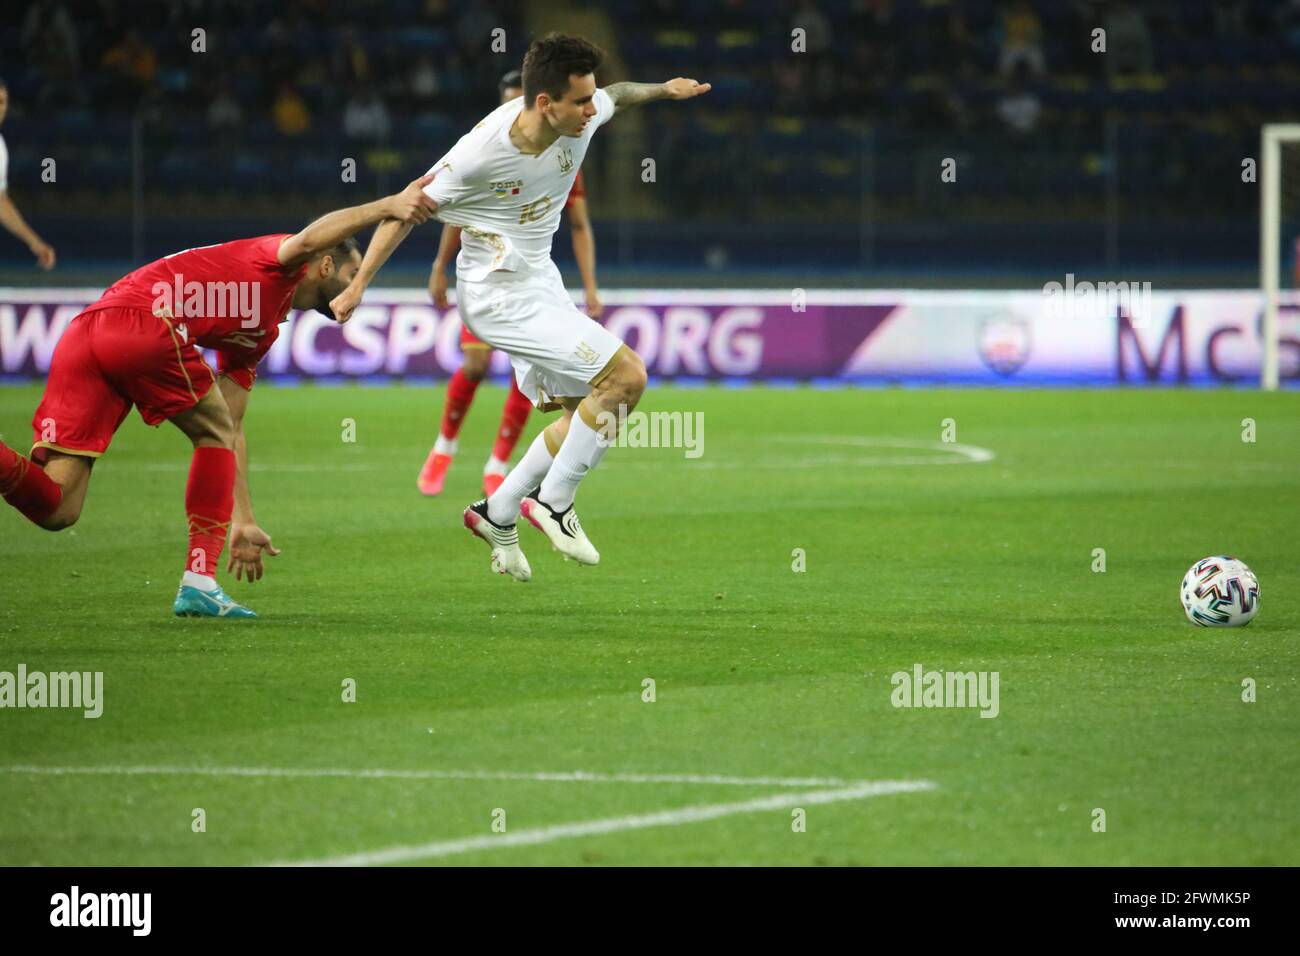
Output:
[
  {"xmin": 265, "ymin": 779, "xmax": 938, "ymax": 867},
  {"xmin": 0, "ymin": 764, "xmax": 863, "ymax": 788}
]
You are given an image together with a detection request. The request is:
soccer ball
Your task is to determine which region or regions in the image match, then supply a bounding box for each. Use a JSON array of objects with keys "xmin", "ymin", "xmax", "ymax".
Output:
[{"xmin": 1180, "ymin": 556, "xmax": 1259, "ymax": 627}]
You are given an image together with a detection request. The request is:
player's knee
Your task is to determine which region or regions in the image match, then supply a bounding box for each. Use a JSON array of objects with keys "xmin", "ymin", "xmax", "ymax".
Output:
[
  {"xmin": 614, "ymin": 350, "xmax": 648, "ymax": 404},
  {"xmin": 39, "ymin": 503, "xmax": 81, "ymax": 532},
  {"xmin": 462, "ymin": 352, "xmax": 490, "ymax": 381},
  {"xmin": 191, "ymin": 410, "xmax": 236, "ymax": 449}
]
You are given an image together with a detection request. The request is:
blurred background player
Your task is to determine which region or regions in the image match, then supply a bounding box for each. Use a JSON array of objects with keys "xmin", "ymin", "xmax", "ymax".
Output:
[
  {"xmin": 419, "ymin": 68, "xmax": 603, "ymax": 498},
  {"xmin": 0, "ymin": 79, "xmax": 56, "ymax": 270},
  {"xmin": 0, "ymin": 178, "xmax": 436, "ymax": 617}
]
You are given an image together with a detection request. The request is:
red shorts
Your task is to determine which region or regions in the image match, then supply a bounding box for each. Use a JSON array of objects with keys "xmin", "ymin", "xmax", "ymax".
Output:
[
  {"xmin": 30, "ymin": 307, "xmax": 216, "ymax": 461},
  {"xmin": 460, "ymin": 323, "xmax": 491, "ymax": 351}
]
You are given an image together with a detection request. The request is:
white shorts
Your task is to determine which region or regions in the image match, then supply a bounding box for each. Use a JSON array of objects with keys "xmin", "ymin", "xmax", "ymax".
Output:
[{"xmin": 457, "ymin": 260, "xmax": 626, "ymax": 411}]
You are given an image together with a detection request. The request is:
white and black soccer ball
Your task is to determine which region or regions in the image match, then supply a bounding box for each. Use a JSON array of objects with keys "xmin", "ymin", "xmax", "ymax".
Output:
[{"xmin": 1180, "ymin": 556, "xmax": 1259, "ymax": 627}]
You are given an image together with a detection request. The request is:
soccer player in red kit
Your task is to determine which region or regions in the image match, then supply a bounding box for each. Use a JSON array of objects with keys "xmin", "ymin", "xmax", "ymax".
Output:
[
  {"xmin": 417, "ymin": 69, "xmax": 603, "ymax": 498},
  {"xmin": 0, "ymin": 177, "xmax": 437, "ymax": 617}
]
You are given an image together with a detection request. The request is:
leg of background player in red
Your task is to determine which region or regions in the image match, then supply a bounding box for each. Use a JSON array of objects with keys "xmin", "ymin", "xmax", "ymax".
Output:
[
  {"xmin": 0, "ymin": 443, "xmax": 90, "ymax": 529},
  {"xmin": 418, "ymin": 347, "xmax": 487, "ymax": 496},
  {"xmin": 170, "ymin": 390, "xmax": 237, "ymax": 592},
  {"xmin": 482, "ymin": 379, "xmax": 534, "ymax": 496}
]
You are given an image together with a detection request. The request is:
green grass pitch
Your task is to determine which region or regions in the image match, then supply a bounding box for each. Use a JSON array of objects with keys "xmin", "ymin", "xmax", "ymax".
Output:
[{"xmin": 1, "ymin": 382, "xmax": 1297, "ymax": 865}]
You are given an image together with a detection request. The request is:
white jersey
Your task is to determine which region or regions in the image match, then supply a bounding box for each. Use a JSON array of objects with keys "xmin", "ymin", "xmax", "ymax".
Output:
[
  {"xmin": 422, "ymin": 87, "xmax": 615, "ymax": 281},
  {"xmin": 0, "ymin": 133, "xmax": 8, "ymax": 195}
]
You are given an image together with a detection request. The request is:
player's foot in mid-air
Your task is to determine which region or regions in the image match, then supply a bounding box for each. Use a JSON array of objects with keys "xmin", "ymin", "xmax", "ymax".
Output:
[
  {"xmin": 418, "ymin": 450, "xmax": 453, "ymax": 496},
  {"xmin": 463, "ymin": 499, "xmax": 532, "ymax": 581},
  {"xmin": 172, "ymin": 582, "xmax": 258, "ymax": 619},
  {"xmin": 520, "ymin": 491, "xmax": 600, "ymax": 566}
]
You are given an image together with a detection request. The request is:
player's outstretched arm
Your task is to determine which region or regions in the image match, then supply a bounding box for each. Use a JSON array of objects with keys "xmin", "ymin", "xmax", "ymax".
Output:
[
  {"xmin": 604, "ymin": 78, "xmax": 711, "ymax": 115},
  {"xmin": 329, "ymin": 217, "xmax": 417, "ymax": 323},
  {"xmin": 218, "ymin": 375, "xmax": 281, "ymax": 582},
  {"xmin": 276, "ymin": 174, "xmax": 437, "ymax": 269}
]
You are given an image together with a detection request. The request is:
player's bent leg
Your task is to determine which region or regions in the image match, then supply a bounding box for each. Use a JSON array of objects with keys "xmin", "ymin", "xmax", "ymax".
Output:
[
  {"xmin": 167, "ymin": 389, "xmax": 254, "ymax": 619},
  {"xmin": 419, "ymin": 350, "xmax": 490, "ymax": 496},
  {"xmin": 463, "ymin": 499, "xmax": 532, "ymax": 582},
  {"xmin": 588, "ymin": 348, "xmax": 649, "ymax": 416},
  {"xmin": 483, "ymin": 380, "xmax": 534, "ymax": 496},
  {"xmin": 522, "ymin": 398, "xmax": 600, "ymax": 566},
  {"xmin": 487, "ymin": 410, "xmax": 570, "ymax": 526},
  {"xmin": 461, "ymin": 347, "xmax": 491, "ymax": 382},
  {"xmin": 0, "ymin": 443, "xmax": 88, "ymax": 530},
  {"xmin": 31, "ymin": 452, "xmax": 93, "ymax": 530},
  {"xmin": 524, "ymin": 352, "xmax": 646, "ymax": 567}
]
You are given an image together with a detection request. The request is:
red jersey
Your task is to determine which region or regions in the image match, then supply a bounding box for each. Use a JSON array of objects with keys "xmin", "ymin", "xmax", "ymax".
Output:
[
  {"xmin": 86, "ymin": 234, "xmax": 306, "ymax": 389},
  {"xmin": 564, "ymin": 169, "xmax": 586, "ymax": 210}
]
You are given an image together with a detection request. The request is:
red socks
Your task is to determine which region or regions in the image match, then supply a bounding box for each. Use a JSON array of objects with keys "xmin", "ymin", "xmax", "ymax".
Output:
[
  {"xmin": 439, "ymin": 368, "xmax": 481, "ymax": 441},
  {"xmin": 185, "ymin": 446, "xmax": 235, "ymax": 576},
  {"xmin": 493, "ymin": 381, "xmax": 533, "ymax": 462},
  {"xmin": 0, "ymin": 441, "xmax": 63, "ymax": 526}
]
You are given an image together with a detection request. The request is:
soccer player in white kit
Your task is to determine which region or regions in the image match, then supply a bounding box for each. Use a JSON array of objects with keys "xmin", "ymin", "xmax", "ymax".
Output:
[
  {"xmin": 330, "ymin": 33, "xmax": 709, "ymax": 582},
  {"xmin": 0, "ymin": 80, "xmax": 57, "ymax": 270}
]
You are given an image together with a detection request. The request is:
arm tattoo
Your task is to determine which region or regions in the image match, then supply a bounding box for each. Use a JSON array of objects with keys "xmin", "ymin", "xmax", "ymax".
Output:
[{"xmin": 604, "ymin": 81, "xmax": 667, "ymax": 114}]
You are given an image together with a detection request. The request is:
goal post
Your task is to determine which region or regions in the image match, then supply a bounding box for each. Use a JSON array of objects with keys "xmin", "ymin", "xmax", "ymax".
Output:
[{"xmin": 1260, "ymin": 123, "xmax": 1300, "ymax": 391}]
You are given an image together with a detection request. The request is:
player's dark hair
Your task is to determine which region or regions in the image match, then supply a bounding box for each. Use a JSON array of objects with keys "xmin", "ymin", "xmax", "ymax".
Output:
[
  {"xmin": 521, "ymin": 33, "xmax": 603, "ymax": 107},
  {"xmin": 324, "ymin": 235, "xmax": 361, "ymax": 265},
  {"xmin": 499, "ymin": 69, "xmax": 523, "ymax": 96}
]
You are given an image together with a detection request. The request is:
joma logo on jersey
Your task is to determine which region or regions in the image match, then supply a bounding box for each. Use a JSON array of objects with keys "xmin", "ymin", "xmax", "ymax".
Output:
[
  {"xmin": 492, "ymin": 179, "xmax": 523, "ymax": 199},
  {"xmin": 557, "ymin": 148, "xmax": 574, "ymax": 173},
  {"xmin": 574, "ymin": 342, "xmax": 600, "ymax": 364}
]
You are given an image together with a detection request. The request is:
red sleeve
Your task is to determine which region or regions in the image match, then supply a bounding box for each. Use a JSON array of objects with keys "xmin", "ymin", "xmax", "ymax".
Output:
[{"xmin": 565, "ymin": 170, "xmax": 586, "ymax": 210}]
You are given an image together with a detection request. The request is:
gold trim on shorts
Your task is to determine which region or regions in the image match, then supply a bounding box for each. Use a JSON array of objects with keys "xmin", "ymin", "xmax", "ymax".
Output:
[
  {"xmin": 158, "ymin": 315, "xmax": 201, "ymax": 403},
  {"xmin": 31, "ymin": 441, "xmax": 103, "ymax": 459},
  {"xmin": 590, "ymin": 344, "xmax": 631, "ymax": 387}
]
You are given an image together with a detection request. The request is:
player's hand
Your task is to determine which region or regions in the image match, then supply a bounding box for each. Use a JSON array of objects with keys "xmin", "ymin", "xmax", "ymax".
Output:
[
  {"xmin": 329, "ymin": 283, "xmax": 364, "ymax": 324},
  {"xmin": 585, "ymin": 289, "xmax": 603, "ymax": 320},
  {"xmin": 663, "ymin": 78, "xmax": 711, "ymax": 100},
  {"xmin": 388, "ymin": 174, "xmax": 438, "ymax": 225},
  {"xmin": 429, "ymin": 267, "xmax": 450, "ymax": 309},
  {"xmin": 226, "ymin": 523, "xmax": 281, "ymax": 583},
  {"xmin": 30, "ymin": 241, "xmax": 56, "ymax": 271}
]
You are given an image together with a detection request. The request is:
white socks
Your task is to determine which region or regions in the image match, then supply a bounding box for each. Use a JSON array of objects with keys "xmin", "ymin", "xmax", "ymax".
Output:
[
  {"xmin": 484, "ymin": 455, "xmax": 509, "ymax": 477},
  {"xmin": 539, "ymin": 412, "xmax": 609, "ymax": 512},
  {"xmin": 487, "ymin": 430, "xmax": 554, "ymax": 525},
  {"xmin": 182, "ymin": 570, "xmax": 217, "ymax": 591},
  {"xmin": 434, "ymin": 434, "xmax": 458, "ymax": 456}
]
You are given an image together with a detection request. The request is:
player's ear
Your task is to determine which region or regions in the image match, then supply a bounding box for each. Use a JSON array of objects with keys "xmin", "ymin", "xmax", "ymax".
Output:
[{"xmin": 317, "ymin": 254, "xmax": 335, "ymax": 279}]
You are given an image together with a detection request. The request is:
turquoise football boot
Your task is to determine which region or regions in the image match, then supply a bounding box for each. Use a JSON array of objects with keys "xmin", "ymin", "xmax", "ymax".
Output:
[{"xmin": 172, "ymin": 583, "xmax": 258, "ymax": 619}]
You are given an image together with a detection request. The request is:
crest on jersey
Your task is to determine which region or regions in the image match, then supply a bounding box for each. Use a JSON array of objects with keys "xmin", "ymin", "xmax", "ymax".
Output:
[{"xmin": 557, "ymin": 148, "xmax": 574, "ymax": 174}]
